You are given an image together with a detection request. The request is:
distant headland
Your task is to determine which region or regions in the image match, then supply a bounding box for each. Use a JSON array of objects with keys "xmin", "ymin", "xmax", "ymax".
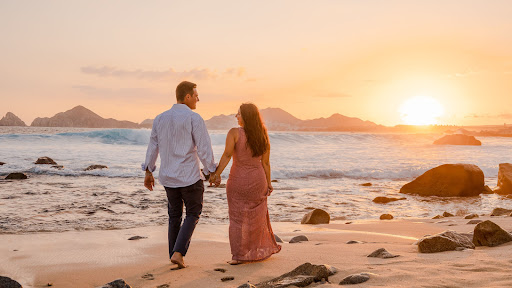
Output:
[{"xmin": 1, "ymin": 105, "xmax": 512, "ymax": 135}]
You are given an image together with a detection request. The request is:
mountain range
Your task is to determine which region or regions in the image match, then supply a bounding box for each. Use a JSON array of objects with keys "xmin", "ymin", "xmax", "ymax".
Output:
[{"xmin": 0, "ymin": 105, "xmax": 381, "ymax": 131}]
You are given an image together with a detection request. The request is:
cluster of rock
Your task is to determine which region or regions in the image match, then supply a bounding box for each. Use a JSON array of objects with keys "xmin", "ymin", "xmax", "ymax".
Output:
[
  {"xmin": 4, "ymin": 156, "xmax": 108, "ymax": 180},
  {"xmin": 417, "ymin": 220, "xmax": 512, "ymax": 253}
]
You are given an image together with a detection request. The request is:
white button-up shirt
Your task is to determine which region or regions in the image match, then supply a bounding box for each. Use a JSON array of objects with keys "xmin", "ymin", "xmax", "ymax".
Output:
[{"xmin": 142, "ymin": 104, "xmax": 216, "ymax": 188}]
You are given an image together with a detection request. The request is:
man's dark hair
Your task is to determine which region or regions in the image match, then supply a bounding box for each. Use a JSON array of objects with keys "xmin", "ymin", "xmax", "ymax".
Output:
[{"xmin": 176, "ymin": 81, "xmax": 197, "ymax": 102}]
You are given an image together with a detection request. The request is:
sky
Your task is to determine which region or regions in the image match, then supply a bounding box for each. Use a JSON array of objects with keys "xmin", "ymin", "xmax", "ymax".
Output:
[{"xmin": 1, "ymin": 0, "xmax": 512, "ymax": 126}]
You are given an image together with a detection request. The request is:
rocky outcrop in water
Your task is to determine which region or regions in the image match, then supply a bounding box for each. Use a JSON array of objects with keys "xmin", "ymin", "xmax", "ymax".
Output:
[
  {"xmin": 473, "ymin": 220, "xmax": 512, "ymax": 247},
  {"xmin": 400, "ymin": 164, "xmax": 485, "ymax": 197},
  {"xmin": 0, "ymin": 112, "xmax": 26, "ymax": 126},
  {"xmin": 31, "ymin": 105, "xmax": 140, "ymax": 128},
  {"xmin": 84, "ymin": 165, "xmax": 108, "ymax": 171},
  {"xmin": 433, "ymin": 134, "xmax": 481, "ymax": 145},
  {"xmin": 494, "ymin": 163, "xmax": 512, "ymax": 195},
  {"xmin": 417, "ymin": 230, "xmax": 475, "ymax": 253},
  {"xmin": 5, "ymin": 173, "xmax": 27, "ymax": 180},
  {"xmin": 35, "ymin": 156, "xmax": 57, "ymax": 165},
  {"xmin": 372, "ymin": 196, "xmax": 406, "ymax": 204},
  {"xmin": 301, "ymin": 209, "xmax": 330, "ymax": 224}
]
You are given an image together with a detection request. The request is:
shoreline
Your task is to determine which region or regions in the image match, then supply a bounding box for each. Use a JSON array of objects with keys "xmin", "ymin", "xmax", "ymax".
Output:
[{"xmin": 2, "ymin": 216, "xmax": 512, "ymax": 287}]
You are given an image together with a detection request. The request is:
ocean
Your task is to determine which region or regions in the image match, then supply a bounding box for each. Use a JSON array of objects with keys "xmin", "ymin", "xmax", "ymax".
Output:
[{"xmin": 1, "ymin": 126, "xmax": 511, "ymax": 234}]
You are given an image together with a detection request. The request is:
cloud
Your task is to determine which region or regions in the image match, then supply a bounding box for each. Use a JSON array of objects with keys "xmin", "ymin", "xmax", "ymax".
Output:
[
  {"xmin": 314, "ymin": 92, "xmax": 352, "ymax": 98},
  {"xmin": 72, "ymin": 85, "xmax": 168, "ymax": 100},
  {"xmin": 81, "ymin": 66, "xmax": 247, "ymax": 81}
]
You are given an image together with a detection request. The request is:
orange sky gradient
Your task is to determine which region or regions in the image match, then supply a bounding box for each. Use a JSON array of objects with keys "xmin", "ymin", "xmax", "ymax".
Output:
[{"xmin": 1, "ymin": 1, "xmax": 512, "ymax": 126}]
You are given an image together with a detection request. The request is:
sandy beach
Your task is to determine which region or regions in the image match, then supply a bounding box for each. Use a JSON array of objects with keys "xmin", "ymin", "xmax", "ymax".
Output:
[{"xmin": 2, "ymin": 215, "xmax": 512, "ymax": 288}]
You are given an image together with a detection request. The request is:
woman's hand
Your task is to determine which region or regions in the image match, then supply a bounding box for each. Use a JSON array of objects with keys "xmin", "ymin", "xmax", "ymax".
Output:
[{"xmin": 267, "ymin": 183, "xmax": 273, "ymax": 196}]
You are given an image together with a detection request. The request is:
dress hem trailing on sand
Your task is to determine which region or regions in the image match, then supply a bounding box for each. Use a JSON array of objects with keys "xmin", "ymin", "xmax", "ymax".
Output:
[{"xmin": 226, "ymin": 127, "xmax": 281, "ymax": 262}]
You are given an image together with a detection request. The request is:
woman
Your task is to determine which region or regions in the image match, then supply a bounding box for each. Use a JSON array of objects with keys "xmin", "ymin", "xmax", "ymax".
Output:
[{"xmin": 210, "ymin": 103, "xmax": 281, "ymax": 265}]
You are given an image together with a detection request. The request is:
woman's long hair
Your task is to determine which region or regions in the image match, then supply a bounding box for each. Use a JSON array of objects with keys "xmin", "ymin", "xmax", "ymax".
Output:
[{"xmin": 240, "ymin": 103, "xmax": 269, "ymax": 157}]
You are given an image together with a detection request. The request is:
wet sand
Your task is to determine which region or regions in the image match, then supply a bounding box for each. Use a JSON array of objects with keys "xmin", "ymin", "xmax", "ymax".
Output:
[{"xmin": 2, "ymin": 216, "xmax": 512, "ymax": 288}]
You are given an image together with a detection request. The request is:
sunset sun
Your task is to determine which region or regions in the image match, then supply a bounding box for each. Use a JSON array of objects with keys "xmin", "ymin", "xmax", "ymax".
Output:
[{"xmin": 400, "ymin": 96, "xmax": 444, "ymax": 125}]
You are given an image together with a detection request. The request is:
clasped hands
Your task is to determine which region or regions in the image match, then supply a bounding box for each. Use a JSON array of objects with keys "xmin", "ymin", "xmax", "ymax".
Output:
[{"xmin": 208, "ymin": 173, "xmax": 221, "ymax": 187}]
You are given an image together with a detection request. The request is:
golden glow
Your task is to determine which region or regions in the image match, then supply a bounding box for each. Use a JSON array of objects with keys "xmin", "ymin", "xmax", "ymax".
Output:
[{"xmin": 399, "ymin": 96, "xmax": 444, "ymax": 125}]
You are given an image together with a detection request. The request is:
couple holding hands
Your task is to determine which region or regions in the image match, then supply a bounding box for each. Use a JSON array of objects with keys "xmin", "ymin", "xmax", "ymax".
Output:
[{"xmin": 143, "ymin": 81, "xmax": 281, "ymax": 268}]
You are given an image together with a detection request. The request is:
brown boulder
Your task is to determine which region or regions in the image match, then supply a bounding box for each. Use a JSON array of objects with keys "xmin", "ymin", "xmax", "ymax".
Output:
[
  {"xmin": 5, "ymin": 173, "xmax": 28, "ymax": 180},
  {"xmin": 473, "ymin": 220, "xmax": 512, "ymax": 247},
  {"xmin": 301, "ymin": 209, "xmax": 330, "ymax": 224},
  {"xmin": 35, "ymin": 156, "xmax": 57, "ymax": 165},
  {"xmin": 0, "ymin": 276, "xmax": 22, "ymax": 288},
  {"xmin": 490, "ymin": 207, "xmax": 512, "ymax": 216},
  {"xmin": 372, "ymin": 196, "xmax": 406, "ymax": 204},
  {"xmin": 417, "ymin": 230, "xmax": 475, "ymax": 253},
  {"xmin": 400, "ymin": 164, "xmax": 484, "ymax": 197},
  {"xmin": 380, "ymin": 214, "xmax": 393, "ymax": 220},
  {"xmin": 494, "ymin": 163, "xmax": 512, "ymax": 195},
  {"xmin": 443, "ymin": 212, "xmax": 454, "ymax": 217},
  {"xmin": 464, "ymin": 213, "xmax": 479, "ymax": 219},
  {"xmin": 433, "ymin": 134, "xmax": 481, "ymax": 146}
]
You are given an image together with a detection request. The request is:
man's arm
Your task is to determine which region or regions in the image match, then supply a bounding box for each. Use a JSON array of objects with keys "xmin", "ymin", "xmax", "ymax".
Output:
[
  {"xmin": 191, "ymin": 114, "xmax": 216, "ymax": 176},
  {"xmin": 142, "ymin": 118, "xmax": 159, "ymax": 190}
]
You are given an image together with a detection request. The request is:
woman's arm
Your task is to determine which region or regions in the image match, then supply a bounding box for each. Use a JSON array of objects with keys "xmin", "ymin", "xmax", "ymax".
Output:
[
  {"xmin": 210, "ymin": 128, "xmax": 237, "ymax": 186},
  {"xmin": 261, "ymin": 143, "xmax": 273, "ymax": 195}
]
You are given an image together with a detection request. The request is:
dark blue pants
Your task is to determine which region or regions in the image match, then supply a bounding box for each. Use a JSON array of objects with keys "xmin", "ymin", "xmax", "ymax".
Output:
[{"xmin": 165, "ymin": 179, "xmax": 204, "ymax": 258}]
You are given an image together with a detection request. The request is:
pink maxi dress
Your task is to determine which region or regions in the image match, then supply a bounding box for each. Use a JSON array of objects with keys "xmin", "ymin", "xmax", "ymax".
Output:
[{"xmin": 226, "ymin": 127, "xmax": 281, "ymax": 261}]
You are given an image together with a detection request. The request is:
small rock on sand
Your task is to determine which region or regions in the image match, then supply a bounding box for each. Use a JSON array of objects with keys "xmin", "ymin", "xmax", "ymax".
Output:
[
  {"xmin": 417, "ymin": 230, "xmax": 475, "ymax": 253},
  {"xmin": 367, "ymin": 248, "xmax": 399, "ymax": 258},
  {"xmin": 0, "ymin": 276, "xmax": 22, "ymax": 288},
  {"xmin": 128, "ymin": 236, "xmax": 147, "ymax": 240},
  {"xmin": 473, "ymin": 220, "xmax": 512, "ymax": 247},
  {"xmin": 443, "ymin": 212, "xmax": 454, "ymax": 217},
  {"xmin": 464, "ymin": 213, "xmax": 479, "ymax": 219},
  {"xmin": 467, "ymin": 220, "xmax": 483, "ymax": 224},
  {"xmin": 290, "ymin": 235, "xmax": 309, "ymax": 243},
  {"xmin": 274, "ymin": 234, "xmax": 283, "ymax": 243},
  {"xmin": 99, "ymin": 279, "xmax": 132, "ymax": 288},
  {"xmin": 360, "ymin": 182, "xmax": 372, "ymax": 186},
  {"xmin": 221, "ymin": 277, "xmax": 235, "ymax": 282},
  {"xmin": 339, "ymin": 273, "xmax": 371, "ymax": 285}
]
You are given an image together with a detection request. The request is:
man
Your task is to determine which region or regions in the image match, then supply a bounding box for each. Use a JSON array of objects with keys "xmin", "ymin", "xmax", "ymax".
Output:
[{"xmin": 142, "ymin": 81, "xmax": 220, "ymax": 269}]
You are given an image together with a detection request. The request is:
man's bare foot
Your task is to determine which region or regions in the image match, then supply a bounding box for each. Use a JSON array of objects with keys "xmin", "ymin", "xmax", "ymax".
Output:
[
  {"xmin": 171, "ymin": 252, "xmax": 187, "ymax": 269},
  {"xmin": 227, "ymin": 260, "xmax": 243, "ymax": 265}
]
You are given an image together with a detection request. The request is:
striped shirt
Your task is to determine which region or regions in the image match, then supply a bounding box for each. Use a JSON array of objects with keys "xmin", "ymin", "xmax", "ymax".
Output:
[{"xmin": 142, "ymin": 104, "xmax": 216, "ymax": 188}]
